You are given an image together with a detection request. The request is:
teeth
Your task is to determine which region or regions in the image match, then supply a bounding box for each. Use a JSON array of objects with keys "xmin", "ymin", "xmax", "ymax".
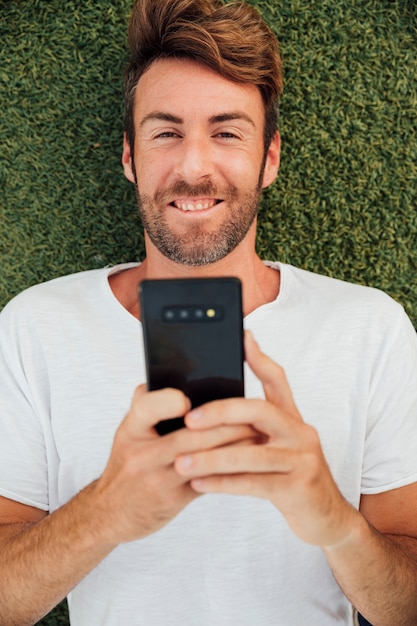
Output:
[{"xmin": 174, "ymin": 200, "xmax": 217, "ymax": 211}]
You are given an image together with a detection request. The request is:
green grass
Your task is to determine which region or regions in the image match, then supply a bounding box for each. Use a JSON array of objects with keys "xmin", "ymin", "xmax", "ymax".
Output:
[
  {"xmin": 1, "ymin": 0, "xmax": 416, "ymax": 325},
  {"xmin": 35, "ymin": 602, "xmax": 69, "ymax": 625}
]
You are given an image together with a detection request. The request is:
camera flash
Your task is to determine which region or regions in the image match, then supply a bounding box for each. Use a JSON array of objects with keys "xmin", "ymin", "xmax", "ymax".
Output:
[{"xmin": 206, "ymin": 308, "xmax": 216, "ymax": 318}]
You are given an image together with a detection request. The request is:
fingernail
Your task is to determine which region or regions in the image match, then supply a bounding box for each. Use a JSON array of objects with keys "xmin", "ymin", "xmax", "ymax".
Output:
[
  {"xmin": 178, "ymin": 455, "xmax": 193, "ymax": 470},
  {"xmin": 188, "ymin": 408, "xmax": 202, "ymax": 421},
  {"xmin": 191, "ymin": 479, "xmax": 205, "ymax": 491}
]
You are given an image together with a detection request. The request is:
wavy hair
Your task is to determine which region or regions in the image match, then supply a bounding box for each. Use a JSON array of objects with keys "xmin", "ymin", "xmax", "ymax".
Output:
[{"xmin": 124, "ymin": 0, "xmax": 283, "ymax": 153}]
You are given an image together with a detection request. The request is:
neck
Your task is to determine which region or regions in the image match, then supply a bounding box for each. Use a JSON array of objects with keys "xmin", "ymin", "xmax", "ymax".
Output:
[{"xmin": 109, "ymin": 229, "xmax": 280, "ymax": 319}]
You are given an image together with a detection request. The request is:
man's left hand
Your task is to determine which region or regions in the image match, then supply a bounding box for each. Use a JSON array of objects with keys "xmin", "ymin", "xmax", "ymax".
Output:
[{"xmin": 175, "ymin": 330, "xmax": 360, "ymax": 548}]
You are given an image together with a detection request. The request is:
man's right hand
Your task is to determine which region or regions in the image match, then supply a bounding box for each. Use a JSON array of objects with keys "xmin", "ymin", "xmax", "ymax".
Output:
[
  {"xmin": 0, "ymin": 383, "xmax": 256, "ymax": 625},
  {"xmin": 91, "ymin": 384, "xmax": 256, "ymax": 545}
]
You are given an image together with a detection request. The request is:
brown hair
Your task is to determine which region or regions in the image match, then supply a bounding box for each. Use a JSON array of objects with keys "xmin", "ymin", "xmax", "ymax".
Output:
[{"xmin": 124, "ymin": 0, "xmax": 283, "ymax": 153}]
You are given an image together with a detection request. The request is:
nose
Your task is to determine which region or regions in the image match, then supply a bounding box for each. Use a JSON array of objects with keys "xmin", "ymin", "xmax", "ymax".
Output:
[{"xmin": 173, "ymin": 134, "xmax": 214, "ymax": 183}]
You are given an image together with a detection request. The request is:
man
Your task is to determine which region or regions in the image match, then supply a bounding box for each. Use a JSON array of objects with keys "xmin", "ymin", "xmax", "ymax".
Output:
[{"xmin": 1, "ymin": 0, "xmax": 417, "ymax": 624}]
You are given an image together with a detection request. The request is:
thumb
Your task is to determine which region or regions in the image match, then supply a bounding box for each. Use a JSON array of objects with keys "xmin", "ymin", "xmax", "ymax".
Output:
[
  {"xmin": 123, "ymin": 384, "xmax": 191, "ymax": 438},
  {"xmin": 244, "ymin": 330, "xmax": 302, "ymax": 421}
]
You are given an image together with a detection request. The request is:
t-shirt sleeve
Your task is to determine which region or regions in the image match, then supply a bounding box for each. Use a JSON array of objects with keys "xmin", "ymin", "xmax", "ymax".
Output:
[
  {"xmin": 0, "ymin": 302, "xmax": 49, "ymax": 511},
  {"xmin": 361, "ymin": 306, "xmax": 417, "ymax": 494}
]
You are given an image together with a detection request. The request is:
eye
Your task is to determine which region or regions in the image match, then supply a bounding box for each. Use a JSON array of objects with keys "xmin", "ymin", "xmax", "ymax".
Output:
[
  {"xmin": 216, "ymin": 132, "xmax": 239, "ymax": 139},
  {"xmin": 154, "ymin": 131, "xmax": 181, "ymax": 139}
]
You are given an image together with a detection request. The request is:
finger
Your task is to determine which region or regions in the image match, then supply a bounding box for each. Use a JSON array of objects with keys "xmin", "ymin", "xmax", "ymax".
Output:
[
  {"xmin": 129, "ymin": 422, "xmax": 258, "ymax": 471},
  {"xmin": 123, "ymin": 386, "xmax": 191, "ymax": 437},
  {"xmin": 244, "ymin": 330, "xmax": 302, "ymax": 421},
  {"xmin": 185, "ymin": 396, "xmax": 295, "ymax": 440},
  {"xmin": 190, "ymin": 473, "xmax": 282, "ymax": 499},
  {"xmin": 167, "ymin": 423, "xmax": 259, "ymax": 461},
  {"xmin": 175, "ymin": 443, "xmax": 295, "ymax": 478}
]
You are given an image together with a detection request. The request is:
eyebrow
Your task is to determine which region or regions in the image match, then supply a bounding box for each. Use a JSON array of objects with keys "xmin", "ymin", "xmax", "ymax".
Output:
[
  {"xmin": 139, "ymin": 111, "xmax": 256, "ymax": 128},
  {"xmin": 139, "ymin": 112, "xmax": 182, "ymax": 128},
  {"xmin": 209, "ymin": 112, "xmax": 256, "ymax": 127}
]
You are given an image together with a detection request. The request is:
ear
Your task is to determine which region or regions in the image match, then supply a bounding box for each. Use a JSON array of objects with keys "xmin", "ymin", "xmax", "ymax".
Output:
[
  {"xmin": 260, "ymin": 131, "xmax": 281, "ymax": 189},
  {"xmin": 122, "ymin": 132, "xmax": 136, "ymax": 183}
]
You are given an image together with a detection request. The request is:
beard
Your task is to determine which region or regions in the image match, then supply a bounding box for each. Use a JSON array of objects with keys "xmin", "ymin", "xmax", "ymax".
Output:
[{"xmin": 135, "ymin": 178, "xmax": 262, "ymax": 266}]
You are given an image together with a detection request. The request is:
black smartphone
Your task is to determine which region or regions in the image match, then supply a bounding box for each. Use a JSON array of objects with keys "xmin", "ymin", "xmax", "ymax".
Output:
[{"xmin": 139, "ymin": 277, "xmax": 244, "ymax": 435}]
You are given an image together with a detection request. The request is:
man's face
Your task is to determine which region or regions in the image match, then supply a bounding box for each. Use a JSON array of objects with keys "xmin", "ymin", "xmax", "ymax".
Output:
[{"xmin": 123, "ymin": 57, "xmax": 280, "ymax": 266}]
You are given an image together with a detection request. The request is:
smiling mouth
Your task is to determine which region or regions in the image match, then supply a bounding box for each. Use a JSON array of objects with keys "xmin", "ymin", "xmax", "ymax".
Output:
[{"xmin": 171, "ymin": 198, "xmax": 222, "ymax": 212}]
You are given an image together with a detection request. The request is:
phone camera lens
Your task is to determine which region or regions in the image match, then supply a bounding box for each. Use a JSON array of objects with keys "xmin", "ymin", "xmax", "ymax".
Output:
[
  {"xmin": 164, "ymin": 309, "xmax": 175, "ymax": 321},
  {"xmin": 179, "ymin": 309, "xmax": 189, "ymax": 319},
  {"xmin": 194, "ymin": 309, "xmax": 204, "ymax": 319}
]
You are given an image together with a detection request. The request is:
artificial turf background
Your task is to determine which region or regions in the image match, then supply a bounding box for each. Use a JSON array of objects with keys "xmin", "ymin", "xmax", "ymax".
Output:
[{"xmin": 1, "ymin": 0, "xmax": 416, "ymax": 624}]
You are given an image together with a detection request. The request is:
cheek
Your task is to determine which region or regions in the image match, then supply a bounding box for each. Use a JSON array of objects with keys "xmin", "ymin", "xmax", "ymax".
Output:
[
  {"xmin": 135, "ymin": 163, "xmax": 167, "ymax": 196},
  {"xmin": 223, "ymin": 144, "xmax": 264, "ymax": 175},
  {"xmin": 137, "ymin": 149, "xmax": 175, "ymax": 184},
  {"xmin": 223, "ymin": 158, "xmax": 263, "ymax": 189}
]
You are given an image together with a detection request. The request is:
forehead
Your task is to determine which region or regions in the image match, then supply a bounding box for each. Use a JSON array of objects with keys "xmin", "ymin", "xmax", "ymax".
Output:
[{"xmin": 134, "ymin": 57, "xmax": 265, "ymax": 125}]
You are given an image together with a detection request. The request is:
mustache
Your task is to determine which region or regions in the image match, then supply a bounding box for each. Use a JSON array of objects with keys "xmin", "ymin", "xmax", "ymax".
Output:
[{"xmin": 154, "ymin": 179, "xmax": 238, "ymax": 204}]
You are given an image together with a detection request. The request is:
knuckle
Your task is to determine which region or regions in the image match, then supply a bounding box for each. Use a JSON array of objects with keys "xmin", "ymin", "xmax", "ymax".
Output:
[
  {"xmin": 303, "ymin": 451, "xmax": 322, "ymax": 478},
  {"xmin": 114, "ymin": 419, "xmax": 132, "ymax": 446},
  {"xmin": 130, "ymin": 384, "xmax": 147, "ymax": 410},
  {"xmin": 301, "ymin": 422, "xmax": 321, "ymax": 449}
]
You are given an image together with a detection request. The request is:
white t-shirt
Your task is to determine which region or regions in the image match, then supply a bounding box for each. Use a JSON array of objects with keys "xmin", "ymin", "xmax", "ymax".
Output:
[{"xmin": 1, "ymin": 262, "xmax": 417, "ymax": 625}]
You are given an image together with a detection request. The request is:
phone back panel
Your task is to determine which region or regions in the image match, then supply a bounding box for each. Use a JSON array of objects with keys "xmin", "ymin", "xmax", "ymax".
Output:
[{"xmin": 139, "ymin": 277, "xmax": 244, "ymax": 433}]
